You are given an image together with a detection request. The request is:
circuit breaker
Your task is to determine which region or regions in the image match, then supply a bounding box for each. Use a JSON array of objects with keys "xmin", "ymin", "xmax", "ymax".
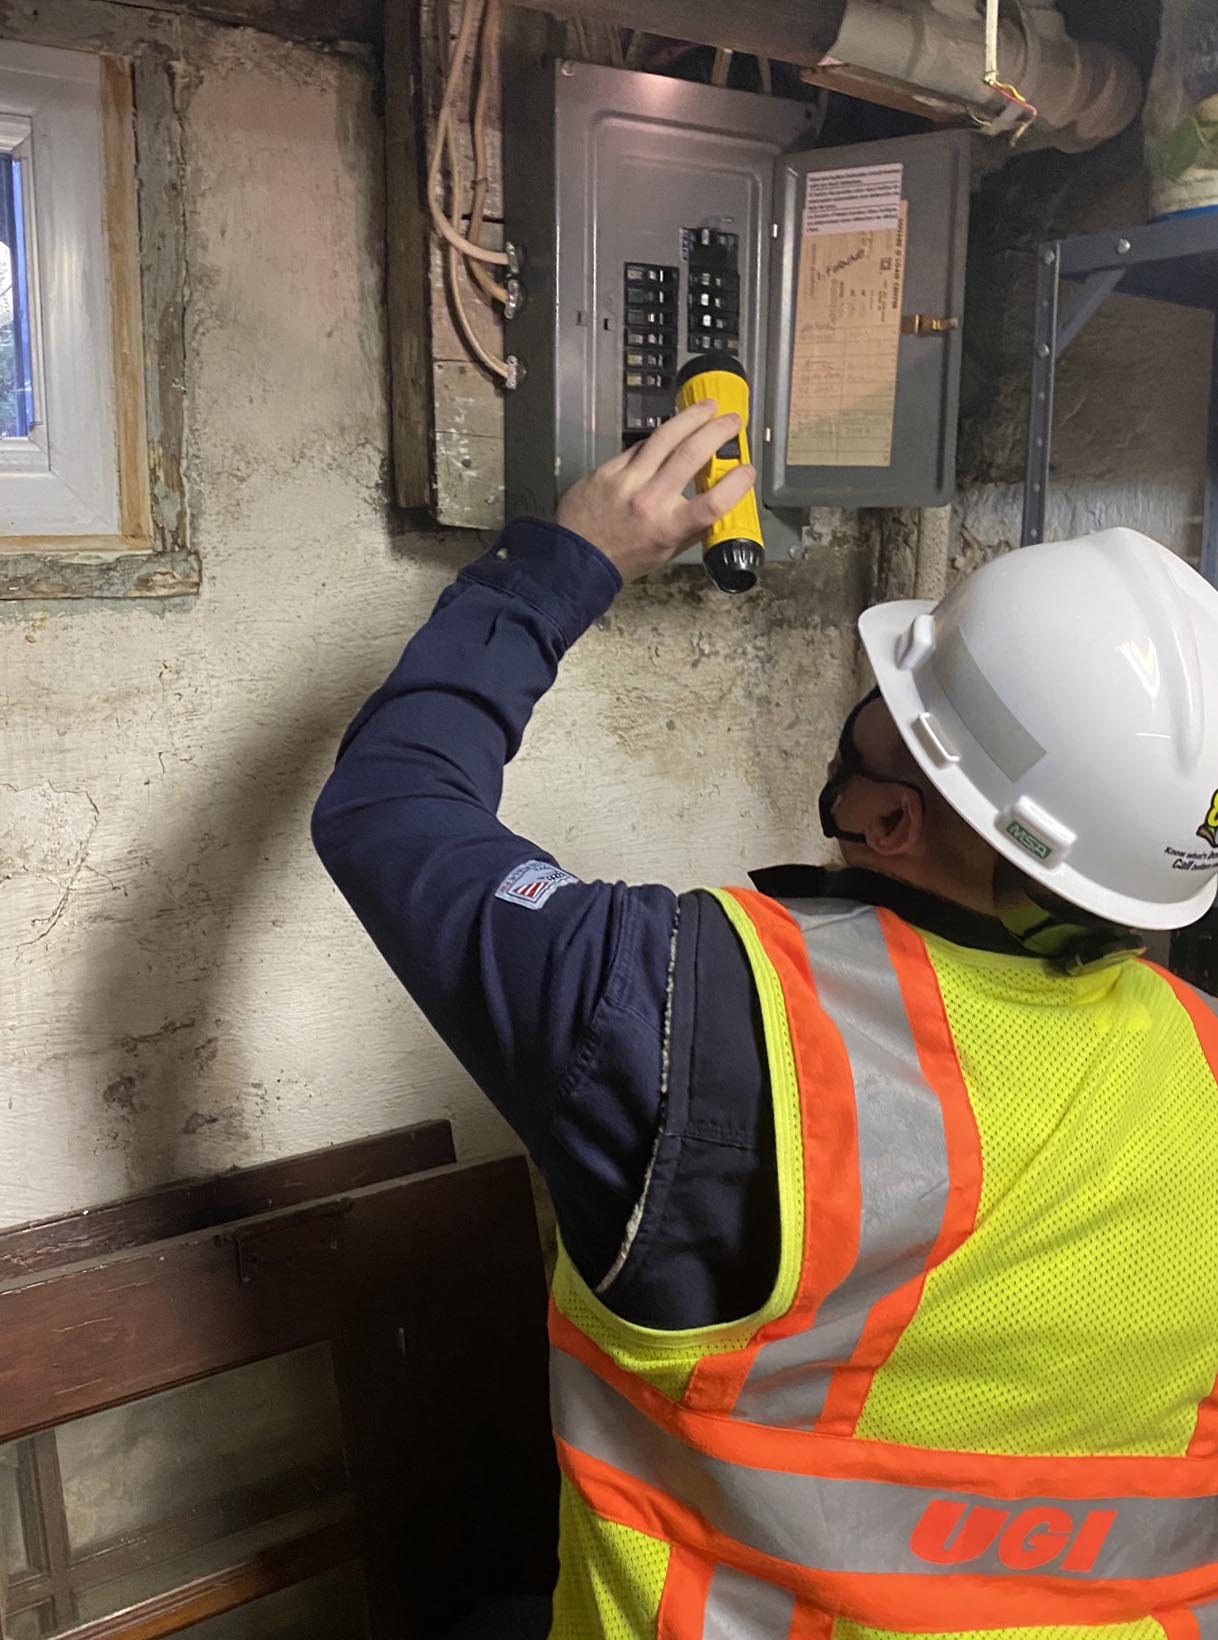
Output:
[{"xmin": 503, "ymin": 59, "xmax": 971, "ymax": 555}]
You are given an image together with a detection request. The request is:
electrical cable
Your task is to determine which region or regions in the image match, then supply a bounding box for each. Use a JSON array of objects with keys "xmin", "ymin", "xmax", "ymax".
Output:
[
  {"xmin": 428, "ymin": 0, "xmax": 512, "ymax": 383},
  {"xmin": 467, "ymin": 0, "xmax": 509, "ymax": 304},
  {"xmin": 443, "ymin": 107, "xmax": 510, "ymax": 381},
  {"xmin": 447, "ymin": 240, "xmax": 511, "ymax": 381},
  {"xmin": 982, "ymin": 0, "xmax": 1039, "ymax": 135},
  {"xmin": 427, "ymin": 0, "xmax": 509, "ymax": 268}
]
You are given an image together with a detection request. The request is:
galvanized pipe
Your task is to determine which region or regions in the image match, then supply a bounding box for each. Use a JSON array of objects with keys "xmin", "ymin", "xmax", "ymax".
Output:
[
  {"xmin": 506, "ymin": 0, "xmax": 1143, "ymax": 151},
  {"xmin": 503, "ymin": 0, "xmax": 848, "ymax": 66}
]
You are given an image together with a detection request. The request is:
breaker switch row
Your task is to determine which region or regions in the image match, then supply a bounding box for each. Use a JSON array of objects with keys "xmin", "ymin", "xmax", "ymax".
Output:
[{"xmin": 621, "ymin": 260, "xmax": 679, "ymax": 445}]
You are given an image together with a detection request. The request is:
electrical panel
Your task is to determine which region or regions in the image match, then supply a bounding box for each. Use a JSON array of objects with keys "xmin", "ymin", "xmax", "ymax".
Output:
[
  {"xmin": 503, "ymin": 59, "xmax": 972, "ymax": 554},
  {"xmin": 504, "ymin": 60, "xmax": 816, "ymax": 558}
]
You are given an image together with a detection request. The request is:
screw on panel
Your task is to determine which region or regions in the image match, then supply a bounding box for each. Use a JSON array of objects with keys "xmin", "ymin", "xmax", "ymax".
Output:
[
  {"xmin": 1116, "ymin": 237, "xmax": 1132, "ymax": 254},
  {"xmin": 1041, "ymin": 247, "xmax": 1057, "ymax": 265},
  {"xmin": 560, "ymin": 60, "xmax": 575, "ymax": 76},
  {"xmin": 1036, "ymin": 342, "xmax": 1051, "ymax": 358}
]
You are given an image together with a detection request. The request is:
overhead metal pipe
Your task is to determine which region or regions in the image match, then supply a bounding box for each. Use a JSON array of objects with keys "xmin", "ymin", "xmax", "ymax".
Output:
[
  {"xmin": 503, "ymin": 0, "xmax": 848, "ymax": 67},
  {"xmin": 505, "ymin": 0, "xmax": 1143, "ymax": 151}
]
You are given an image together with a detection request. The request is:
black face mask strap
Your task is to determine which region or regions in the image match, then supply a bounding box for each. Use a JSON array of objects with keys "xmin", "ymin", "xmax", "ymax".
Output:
[
  {"xmin": 819, "ymin": 688, "xmax": 878, "ymax": 845},
  {"xmin": 818, "ymin": 686, "xmax": 924, "ymax": 847}
]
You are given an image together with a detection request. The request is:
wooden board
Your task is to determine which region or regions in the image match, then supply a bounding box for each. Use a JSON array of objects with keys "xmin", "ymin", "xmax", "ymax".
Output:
[
  {"xmin": 385, "ymin": 0, "xmax": 433, "ymax": 509},
  {"xmin": 389, "ymin": 5, "xmax": 638, "ymax": 530},
  {"xmin": 0, "ymin": 1118, "xmax": 455, "ymax": 1282},
  {"xmin": 0, "ymin": 1154, "xmax": 558, "ymax": 1634},
  {"xmin": 99, "ymin": 0, "xmax": 382, "ymax": 45},
  {"xmin": 387, "ymin": 0, "xmax": 507, "ymax": 529},
  {"xmin": 419, "ymin": 0, "xmax": 504, "ymax": 220}
]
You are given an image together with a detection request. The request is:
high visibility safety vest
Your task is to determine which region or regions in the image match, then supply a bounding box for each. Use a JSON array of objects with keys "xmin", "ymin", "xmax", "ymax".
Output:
[{"xmin": 547, "ymin": 889, "xmax": 1218, "ymax": 1640}]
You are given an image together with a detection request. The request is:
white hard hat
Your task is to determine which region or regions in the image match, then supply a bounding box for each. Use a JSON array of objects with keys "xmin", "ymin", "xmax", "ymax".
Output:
[{"xmin": 859, "ymin": 528, "xmax": 1218, "ymax": 932}]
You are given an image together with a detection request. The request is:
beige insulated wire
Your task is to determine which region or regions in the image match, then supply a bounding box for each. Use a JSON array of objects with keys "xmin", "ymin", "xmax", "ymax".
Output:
[
  {"xmin": 466, "ymin": 0, "xmax": 509, "ymax": 304},
  {"xmin": 429, "ymin": 0, "xmax": 512, "ymax": 382},
  {"xmin": 427, "ymin": 0, "xmax": 511, "ymax": 268}
]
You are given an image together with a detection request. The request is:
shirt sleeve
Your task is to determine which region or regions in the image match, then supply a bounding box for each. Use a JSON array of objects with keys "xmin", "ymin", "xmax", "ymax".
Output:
[{"xmin": 311, "ymin": 518, "xmax": 678, "ymax": 1286}]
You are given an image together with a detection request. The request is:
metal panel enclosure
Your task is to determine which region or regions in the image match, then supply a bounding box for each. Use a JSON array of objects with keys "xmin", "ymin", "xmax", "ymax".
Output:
[
  {"xmin": 504, "ymin": 58, "xmax": 817, "ymax": 555},
  {"xmin": 765, "ymin": 130, "xmax": 971, "ymax": 509}
]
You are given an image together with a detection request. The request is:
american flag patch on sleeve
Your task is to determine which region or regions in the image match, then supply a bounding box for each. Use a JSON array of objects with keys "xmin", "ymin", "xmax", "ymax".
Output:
[{"xmin": 494, "ymin": 859, "xmax": 580, "ymax": 911}]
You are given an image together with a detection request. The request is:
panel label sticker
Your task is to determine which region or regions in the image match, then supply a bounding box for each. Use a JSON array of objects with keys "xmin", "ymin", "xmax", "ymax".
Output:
[
  {"xmin": 802, "ymin": 162, "xmax": 903, "ymax": 237},
  {"xmin": 786, "ymin": 197, "xmax": 907, "ymax": 469}
]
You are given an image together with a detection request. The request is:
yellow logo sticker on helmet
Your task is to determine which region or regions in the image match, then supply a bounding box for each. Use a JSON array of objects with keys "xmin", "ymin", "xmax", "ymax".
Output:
[{"xmin": 1197, "ymin": 790, "xmax": 1218, "ymax": 850}]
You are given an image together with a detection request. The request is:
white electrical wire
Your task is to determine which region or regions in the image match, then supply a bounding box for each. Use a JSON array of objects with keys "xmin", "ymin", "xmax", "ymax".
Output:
[
  {"xmin": 984, "ymin": 0, "xmax": 1000, "ymax": 82},
  {"xmin": 981, "ymin": 0, "xmax": 1038, "ymax": 130}
]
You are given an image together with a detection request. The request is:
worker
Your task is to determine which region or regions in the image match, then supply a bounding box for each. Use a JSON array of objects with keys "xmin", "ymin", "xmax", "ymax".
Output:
[{"xmin": 313, "ymin": 401, "xmax": 1218, "ymax": 1638}]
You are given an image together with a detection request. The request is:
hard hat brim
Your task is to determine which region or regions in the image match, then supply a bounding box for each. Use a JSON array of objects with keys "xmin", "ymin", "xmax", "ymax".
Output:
[{"xmin": 859, "ymin": 599, "xmax": 1218, "ymax": 934}]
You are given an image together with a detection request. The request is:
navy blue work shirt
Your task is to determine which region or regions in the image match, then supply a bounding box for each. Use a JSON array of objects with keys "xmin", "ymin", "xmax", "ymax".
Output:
[{"xmin": 312, "ymin": 520, "xmax": 777, "ymax": 1327}]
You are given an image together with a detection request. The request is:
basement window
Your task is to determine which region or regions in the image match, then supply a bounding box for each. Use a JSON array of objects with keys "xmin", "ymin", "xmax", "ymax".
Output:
[
  {"xmin": 0, "ymin": 134, "xmax": 38, "ymax": 443},
  {"xmin": 0, "ymin": 43, "xmax": 151, "ymax": 552}
]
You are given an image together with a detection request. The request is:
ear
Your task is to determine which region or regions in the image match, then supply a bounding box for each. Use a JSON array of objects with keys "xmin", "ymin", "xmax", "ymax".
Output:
[{"xmin": 864, "ymin": 785, "xmax": 924, "ymax": 858}]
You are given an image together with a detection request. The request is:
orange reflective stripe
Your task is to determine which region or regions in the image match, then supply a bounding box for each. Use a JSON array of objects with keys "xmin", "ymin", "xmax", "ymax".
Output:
[
  {"xmin": 1158, "ymin": 1606, "xmax": 1218, "ymax": 1640},
  {"xmin": 788, "ymin": 1606, "xmax": 835, "ymax": 1640},
  {"xmin": 557, "ymin": 1436, "xmax": 1218, "ymax": 1629},
  {"xmin": 549, "ymin": 1310, "xmax": 1218, "ymax": 1497},
  {"xmin": 1158, "ymin": 1615, "xmax": 1202, "ymax": 1640},
  {"xmin": 1191, "ymin": 1369, "xmax": 1218, "ymax": 1462},
  {"xmin": 658, "ymin": 1547, "xmax": 712, "ymax": 1640},
  {"xmin": 683, "ymin": 889, "xmax": 862, "ymax": 1416},
  {"xmin": 1144, "ymin": 963, "xmax": 1218, "ymax": 1460},
  {"xmin": 814, "ymin": 909, "xmax": 982, "ymax": 1437}
]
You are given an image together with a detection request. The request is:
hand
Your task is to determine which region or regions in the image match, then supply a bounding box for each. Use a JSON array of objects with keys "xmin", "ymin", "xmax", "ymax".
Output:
[{"xmin": 555, "ymin": 402, "xmax": 757, "ymax": 583}]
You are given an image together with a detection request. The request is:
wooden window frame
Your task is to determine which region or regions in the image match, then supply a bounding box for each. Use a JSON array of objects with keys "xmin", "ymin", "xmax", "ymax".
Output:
[
  {"xmin": 0, "ymin": 48, "xmax": 149, "ymax": 549},
  {"xmin": 0, "ymin": 17, "xmax": 198, "ymax": 602}
]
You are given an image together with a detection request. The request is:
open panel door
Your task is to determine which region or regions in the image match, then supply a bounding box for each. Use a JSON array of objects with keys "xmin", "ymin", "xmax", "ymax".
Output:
[{"xmin": 764, "ymin": 128, "xmax": 972, "ymax": 510}]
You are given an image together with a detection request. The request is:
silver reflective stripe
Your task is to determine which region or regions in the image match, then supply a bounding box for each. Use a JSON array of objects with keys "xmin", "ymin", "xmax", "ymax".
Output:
[
  {"xmin": 1195, "ymin": 1598, "xmax": 1218, "ymax": 1639},
  {"xmin": 930, "ymin": 621, "xmax": 1045, "ymax": 782},
  {"xmin": 553, "ymin": 1351, "xmax": 1218, "ymax": 1581},
  {"xmin": 702, "ymin": 1566, "xmax": 794, "ymax": 1640},
  {"xmin": 732, "ymin": 905, "xmax": 950, "ymax": 1426}
]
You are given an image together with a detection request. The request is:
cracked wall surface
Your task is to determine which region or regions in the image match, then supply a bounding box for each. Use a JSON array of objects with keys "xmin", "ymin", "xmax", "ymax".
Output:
[{"xmin": 0, "ymin": 23, "xmax": 869, "ymax": 1226}]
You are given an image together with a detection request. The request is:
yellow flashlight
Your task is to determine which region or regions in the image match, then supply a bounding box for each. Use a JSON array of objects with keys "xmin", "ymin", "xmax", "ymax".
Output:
[{"xmin": 674, "ymin": 349, "xmax": 763, "ymax": 594}]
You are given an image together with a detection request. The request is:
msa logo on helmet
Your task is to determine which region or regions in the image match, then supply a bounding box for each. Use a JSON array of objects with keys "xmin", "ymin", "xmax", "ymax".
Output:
[
  {"xmin": 1006, "ymin": 820, "xmax": 1051, "ymax": 862},
  {"xmin": 1197, "ymin": 790, "xmax": 1218, "ymax": 850},
  {"xmin": 910, "ymin": 1499, "xmax": 1116, "ymax": 1573}
]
